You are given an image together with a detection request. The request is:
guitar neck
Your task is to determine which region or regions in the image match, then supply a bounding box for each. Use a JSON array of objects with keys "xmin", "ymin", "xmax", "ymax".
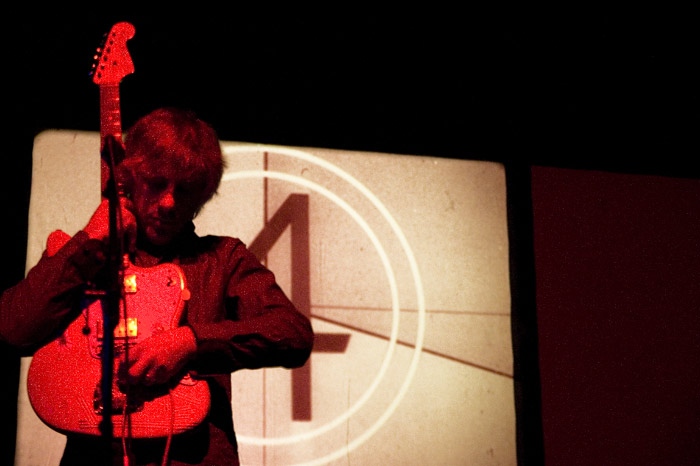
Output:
[
  {"xmin": 100, "ymin": 84, "xmax": 123, "ymax": 149},
  {"xmin": 99, "ymin": 84, "xmax": 125, "ymax": 193}
]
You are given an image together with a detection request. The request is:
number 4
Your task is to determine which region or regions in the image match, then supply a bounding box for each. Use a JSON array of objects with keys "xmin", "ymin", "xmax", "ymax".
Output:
[{"xmin": 249, "ymin": 194, "xmax": 351, "ymax": 421}]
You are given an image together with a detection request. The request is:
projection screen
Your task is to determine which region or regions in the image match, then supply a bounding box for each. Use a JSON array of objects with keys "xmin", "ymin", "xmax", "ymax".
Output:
[{"xmin": 16, "ymin": 130, "xmax": 515, "ymax": 465}]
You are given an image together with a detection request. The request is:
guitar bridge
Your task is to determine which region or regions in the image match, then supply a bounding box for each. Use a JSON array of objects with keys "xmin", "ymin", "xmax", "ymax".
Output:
[{"xmin": 93, "ymin": 381, "xmax": 144, "ymax": 416}]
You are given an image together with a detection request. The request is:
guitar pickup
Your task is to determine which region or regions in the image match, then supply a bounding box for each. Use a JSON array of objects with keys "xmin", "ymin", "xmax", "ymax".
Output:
[
  {"xmin": 115, "ymin": 317, "xmax": 138, "ymax": 338},
  {"xmin": 92, "ymin": 318, "xmax": 138, "ymax": 359},
  {"xmin": 96, "ymin": 317, "xmax": 138, "ymax": 340},
  {"xmin": 124, "ymin": 273, "xmax": 138, "ymax": 293}
]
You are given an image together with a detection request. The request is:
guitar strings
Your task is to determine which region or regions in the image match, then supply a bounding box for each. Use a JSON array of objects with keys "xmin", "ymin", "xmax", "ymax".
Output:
[{"xmin": 106, "ymin": 140, "xmax": 135, "ymax": 465}]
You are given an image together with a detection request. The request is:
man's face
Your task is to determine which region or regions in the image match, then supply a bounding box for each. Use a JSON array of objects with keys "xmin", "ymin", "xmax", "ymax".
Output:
[{"xmin": 131, "ymin": 170, "xmax": 204, "ymax": 246}]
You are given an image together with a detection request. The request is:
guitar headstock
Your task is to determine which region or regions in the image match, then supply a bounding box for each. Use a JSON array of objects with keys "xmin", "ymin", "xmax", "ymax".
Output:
[{"xmin": 91, "ymin": 22, "xmax": 135, "ymax": 85}]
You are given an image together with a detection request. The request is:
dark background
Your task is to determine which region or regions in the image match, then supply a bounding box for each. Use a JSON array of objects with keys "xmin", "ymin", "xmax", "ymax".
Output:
[{"xmin": 3, "ymin": 8, "xmax": 698, "ymax": 465}]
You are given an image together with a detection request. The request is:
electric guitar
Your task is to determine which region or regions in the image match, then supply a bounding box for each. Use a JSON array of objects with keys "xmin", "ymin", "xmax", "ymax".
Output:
[{"xmin": 27, "ymin": 22, "xmax": 210, "ymax": 438}]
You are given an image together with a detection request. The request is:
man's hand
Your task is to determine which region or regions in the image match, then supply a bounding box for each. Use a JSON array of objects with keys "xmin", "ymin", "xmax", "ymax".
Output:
[
  {"xmin": 120, "ymin": 326, "xmax": 197, "ymax": 386},
  {"xmin": 83, "ymin": 197, "xmax": 137, "ymax": 252}
]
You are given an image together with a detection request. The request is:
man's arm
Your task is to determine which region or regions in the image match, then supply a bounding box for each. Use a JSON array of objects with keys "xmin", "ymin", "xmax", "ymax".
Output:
[{"xmin": 189, "ymin": 241, "xmax": 314, "ymax": 375}]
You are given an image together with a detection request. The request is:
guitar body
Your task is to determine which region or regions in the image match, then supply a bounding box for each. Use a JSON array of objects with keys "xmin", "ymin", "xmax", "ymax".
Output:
[{"xmin": 27, "ymin": 260, "xmax": 210, "ymax": 438}]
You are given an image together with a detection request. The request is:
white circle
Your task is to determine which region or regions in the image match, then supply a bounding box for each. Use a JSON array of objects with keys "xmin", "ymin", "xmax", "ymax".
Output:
[{"xmin": 225, "ymin": 169, "xmax": 400, "ymax": 444}]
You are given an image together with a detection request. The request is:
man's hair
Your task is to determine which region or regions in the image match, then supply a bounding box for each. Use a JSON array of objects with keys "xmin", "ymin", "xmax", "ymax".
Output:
[{"xmin": 119, "ymin": 108, "xmax": 224, "ymax": 210}]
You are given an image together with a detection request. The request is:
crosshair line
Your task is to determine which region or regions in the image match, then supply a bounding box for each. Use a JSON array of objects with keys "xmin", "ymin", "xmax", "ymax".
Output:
[
  {"xmin": 313, "ymin": 303, "xmax": 511, "ymax": 317},
  {"xmin": 311, "ymin": 313, "xmax": 513, "ymax": 378}
]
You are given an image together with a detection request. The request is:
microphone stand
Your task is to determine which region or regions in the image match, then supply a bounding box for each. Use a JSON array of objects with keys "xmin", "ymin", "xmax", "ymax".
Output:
[{"xmin": 99, "ymin": 135, "xmax": 125, "ymax": 464}]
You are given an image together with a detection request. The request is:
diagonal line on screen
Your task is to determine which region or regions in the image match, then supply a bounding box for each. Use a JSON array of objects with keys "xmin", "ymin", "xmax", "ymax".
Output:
[{"xmin": 311, "ymin": 313, "xmax": 513, "ymax": 378}]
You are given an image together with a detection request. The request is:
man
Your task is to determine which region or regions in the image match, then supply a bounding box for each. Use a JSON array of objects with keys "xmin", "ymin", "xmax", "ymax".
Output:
[{"xmin": 1, "ymin": 108, "xmax": 314, "ymax": 465}]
